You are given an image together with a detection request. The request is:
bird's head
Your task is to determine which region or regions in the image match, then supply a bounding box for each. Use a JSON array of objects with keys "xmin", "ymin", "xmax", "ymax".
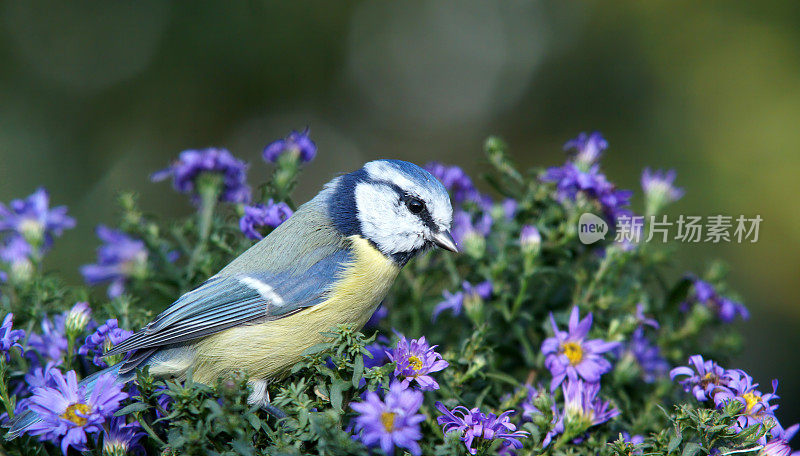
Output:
[{"xmin": 328, "ymin": 160, "xmax": 456, "ymax": 265}]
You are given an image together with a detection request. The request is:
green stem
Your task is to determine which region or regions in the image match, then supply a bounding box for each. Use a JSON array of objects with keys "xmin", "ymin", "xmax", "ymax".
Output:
[
  {"xmin": 580, "ymin": 252, "xmax": 613, "ymax": 306},
  {"xmin": 0, "ymin": 358, "xmax": 15, "ymax": 420},
  {"xmin": 510, "ymin": 256, "xmax": 535, "ymax": 319},
  {"xmin": 188, "ymin": 175, "xmax": 222, "ymax": 271}
]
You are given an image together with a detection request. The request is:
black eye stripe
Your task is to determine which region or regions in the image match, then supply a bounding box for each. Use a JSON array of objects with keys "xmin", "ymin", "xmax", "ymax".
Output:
[{"xmin": 371, "ymin": 179, "xmax": 439, "ymax": 230}]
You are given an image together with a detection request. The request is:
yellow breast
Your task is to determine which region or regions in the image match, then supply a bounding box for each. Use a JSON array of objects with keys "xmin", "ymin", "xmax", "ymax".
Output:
[{"xmin": 189, "ymin": 235, "xmax": 400, "ymax": 383}]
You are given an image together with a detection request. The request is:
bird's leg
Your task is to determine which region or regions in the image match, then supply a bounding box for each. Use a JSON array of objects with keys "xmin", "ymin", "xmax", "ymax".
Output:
[{"xmin": 248, "ymin": 379, "xmax": 287, "ymax": 419}]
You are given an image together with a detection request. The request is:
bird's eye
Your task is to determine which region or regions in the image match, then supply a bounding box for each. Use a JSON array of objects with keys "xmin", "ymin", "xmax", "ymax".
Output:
[{"xmin": 406, "ymin": 197, "xmax": 425, "ymax": 214}]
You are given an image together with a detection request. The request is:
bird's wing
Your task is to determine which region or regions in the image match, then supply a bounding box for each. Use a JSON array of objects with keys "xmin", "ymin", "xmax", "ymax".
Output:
[{"xmin": 106, "ymin": 248, "xmax": 352, "ymax": 356}]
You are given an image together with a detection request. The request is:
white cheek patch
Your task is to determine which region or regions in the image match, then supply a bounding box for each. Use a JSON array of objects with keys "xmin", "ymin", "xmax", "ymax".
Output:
[
  {"xmin": 364, "ymin": 161, "xmax": 454, "ymax": 232},
  {"xmin": 355, "ymin": 182, "xmax": 426, "ymax": 254},
  {"xmin": 239, "ymin": 277, "xmax": 285, "ymax": 307}
]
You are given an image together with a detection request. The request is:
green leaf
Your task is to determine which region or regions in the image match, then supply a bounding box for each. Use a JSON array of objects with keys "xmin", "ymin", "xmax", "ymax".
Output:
[
  {"xmin": 330, "ymin": 380, "xmax": 345, "ymax": 413},
  {"xmin": 352, "ymin": 355, "xmax": 364, "ymax": 389},
  {"xmin": 302, "ymin": 342, "xmax": 333, "ymax": 356},
  {"xmin": 682, "ymin": 442, "xmax": 702, "ymax": 456},
  {"xmin": 114, "ymin": 402, "xmax": 149, "ymax": 416},
  {"xmin": 668, "ymin": 433, "xmax": 682, "ymax": 453}
]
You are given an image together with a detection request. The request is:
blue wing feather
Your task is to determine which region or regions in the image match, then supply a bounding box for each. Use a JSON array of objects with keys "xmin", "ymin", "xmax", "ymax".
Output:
[{"xmin": 106, "ymin": 248, "xmax": 352, "ymax": 356}]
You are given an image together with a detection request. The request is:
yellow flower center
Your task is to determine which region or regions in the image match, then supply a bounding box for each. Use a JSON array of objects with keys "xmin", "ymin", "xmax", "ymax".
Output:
[
  {"xmin": 61, "ymin": 403, "xmax": 91, "ymax": 426},
  {"xmin": 561, "ymin": 341, "xmax": 583, "ymax": 365},
  {"xmin": 381, "ymin": 411, "xmax": 396, "ymax": 432},
  {"xmin": 700, "ymin": 372, "xmax": 718, "ymax": 388},
  {"xmin": 408, "ymin": 355, "xmax": 423, "ymax": 372},
  {"xmin": 742, "ymin": 392, "xmax": 761, "ymax": 414}
]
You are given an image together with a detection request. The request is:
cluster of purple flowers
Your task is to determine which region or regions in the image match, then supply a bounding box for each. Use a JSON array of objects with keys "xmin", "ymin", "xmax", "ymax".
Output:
[
  {"xmin": 27, "ymin": 313, "xmax": 69, "ymax": 367},
  {"xmin": 425, "ymin": 162, "xmax": 481, "ymax": 204},
  {"xmin": 152, "ymin": 147, "xmax": 252, "ymax": 204},
  {"xmin": 614, "ymin": 304, "xmax": 669, "ymax": 383},
  {"xmin": 671, "ymin": 354, "xmax": 795, "ymax": 447},
  {"xmin": 0, "ymin": 188, "xmax": 75, "ymax": 252},
  {"xmin": 435, "ymin": 401, "xmax": 528, "ymax": 455},
  {"xmin": 80, "ymin": 225, "xmax": 150, "ymax": 299},
  {"xmin": 684, "ymin": 278, "xmax": 749, "ymax": 322},
  {"xmin": 239, "ymin": 200, "xmax": 294, "ymax": 240},
  {"xmin": 533, "ymin": 306, "xmax": 621, "ymax": 445},
  {"xmin": 262, "ymin": 128, "xmax": 317, "ymax": 164},
  {"xmin": 540, "ymin": 132, "xmax": 632, "ymax": 223},
  {"xmin": 433, "ymin": 280, "xmax": 493, "ymax": 320},
  {"xmin": 351, "ymin": 335, "xmax": 451, "ymax": 454},
  {"xmin": 0, "ymin": 302, "xmax": 144, "ymax": 455},
  {"xmin": 451, "ymin": 210, "xmax": 492, "ymax": 248},
  {"xmin": 0, "ymin": 189, "xmax": 74, "ymax": 285},
  {"xmin": 78, "ymin": 319, "xmax": 133, "ymax": 368}
]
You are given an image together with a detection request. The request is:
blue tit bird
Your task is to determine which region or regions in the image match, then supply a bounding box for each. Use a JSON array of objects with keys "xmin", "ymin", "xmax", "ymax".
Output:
[{"xmin": 7, "ymin": 159, "xmax": 457, "ymax": 438}]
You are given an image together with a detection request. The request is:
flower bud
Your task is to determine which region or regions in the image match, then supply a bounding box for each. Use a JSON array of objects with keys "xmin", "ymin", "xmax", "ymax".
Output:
[
  {"xmin": 520, "ymin": 225, "xmax": 541, "ymax": 256},
  {"xmin": 65, "ymin": 301, "xmax": 92, "ymax": 336}
]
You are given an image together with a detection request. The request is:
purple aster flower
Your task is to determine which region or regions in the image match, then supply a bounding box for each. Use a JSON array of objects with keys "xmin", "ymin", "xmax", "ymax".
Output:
[
  {"xmin": 25, "ymin": 362, "xmax": 59, "ymax": 392},
  {"xmin": 351, "ymin": 381, "xmax": 425, "ymax": 456},
  {"xmin": 714, "ymin": 370, "xmax": 780, "ymax": 441},
  {"xmin": 102, "ymin": 416, "xmax": 145, "ymax": 456},
  {"xmin": 627, "ymin": 327, "xmax": 669, "ymax": 383},
  {"xmin": 435, "ymin": 402, "xmax": 528, "ymax": 455},
  {"xmin": 688, "ymin": 279, "xmax": 749, "ymax": 322},
  {"xmin": 80, "ymin": 225, "xmax": 149, "ymax": 299},
  {"xmin": 641, "ymin": 168, "xmax": 685, "ymax": 215},
  {"xmin": 0, "ymin": 313, "xmax": 25, "ymax": 362},
  {"xmin": 25, "ymin": 370, "xmax": 127, "ymax": 455},
  {"xmin": 386, "ymin": 335, "xmax": 449, "ymax": 391},
  {"xmin": 0, "ymin": 188, "xmax": 75, "ymax": 251},
  {"xmin": 760, "ymin": 440, "xmax": 800, "ymax": 456},
  {"xmin": 152, "ymin": 148, "xmax": 251, "ymax": 204},
  {"xmin": 670, "ymin": 354, "xmax": 734, "ymax": 402},
  {"xmin": 564, "ymin": 132, "xmax": 608, "ymax": 168},
  {"xmin": 262, "ymin": 128, "xmax": 317, "ymax": 164},
  {"xmin": 64, "ymin": 302, "xmax": 92, "ymax": 336},
  {"xmin": 425, "ymin": 162, "xmax": 481, "ymax": 204},
  {"xmin": 760, "ymin": 425, "xmax": 800, "ymax": 456},
  {"xmin": 541, "ymin": 306, "xmax": 620, "ymax": 391},
  {"xmin": 433, "ymin": 280, "xmax": 493, "ymax": 320},
  {"xmin": 451, "ymin": 210, "xmax": 492, "ymax": 247},
  {"xmin": 27, "ymin": 313, "xmax": 68, "ymax": 367},
  {"xmin": 562, "ymin": 380, "xmax": 619, "ymax": 428},
  {"xmin": 238, "ymin": 200, "xmax": 294, "ymax": 240},
  {"xmin": 78, "ymin": 319, "xmax": 133, "ymax": 368},
  {"xmin": 541, "ymin": 163, "xmax": 632, "ymax": 223}
]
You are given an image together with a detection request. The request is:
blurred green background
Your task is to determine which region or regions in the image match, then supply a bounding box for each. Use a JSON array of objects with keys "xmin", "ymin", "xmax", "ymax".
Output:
[{"xmin": 1, "ymin": 1, "xmax": 798, "ymax": 426}]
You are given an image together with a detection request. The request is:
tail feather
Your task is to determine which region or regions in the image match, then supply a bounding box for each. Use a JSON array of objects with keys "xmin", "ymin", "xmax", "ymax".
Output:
[{"xmin": 5, "ymin": 364, "xmax": 123, "ymax": 440}]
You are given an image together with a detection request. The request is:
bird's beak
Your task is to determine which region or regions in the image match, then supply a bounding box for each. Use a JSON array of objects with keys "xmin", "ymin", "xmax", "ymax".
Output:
[{"xmin": 431, "ymin": 230, "xmax": 458, "ymax": 252}]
